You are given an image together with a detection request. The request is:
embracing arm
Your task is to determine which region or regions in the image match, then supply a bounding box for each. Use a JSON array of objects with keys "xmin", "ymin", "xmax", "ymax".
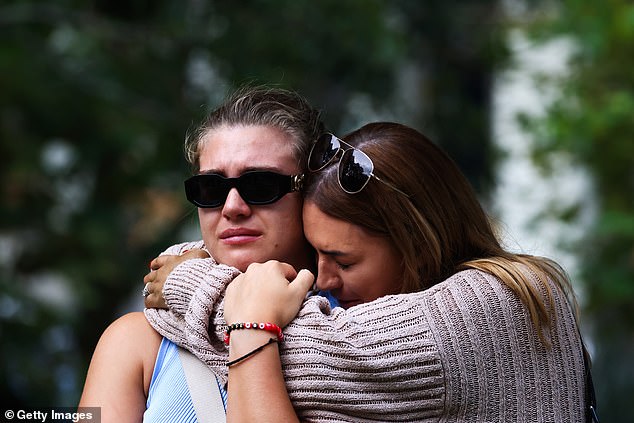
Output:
[
  {"xmin": 143, "ymin": 241, "xmax": 240, "ymax": 379},
  {"xmin": 145, "ymin": 258, "xmax": 444, "ymax": 421},
  {"xmin": 79, "ymin": 312, "xmax": 161, "ymax": 423},
  {"xmin": 223, "ymin": 262, "xmax": 313, "ymax": 423}
]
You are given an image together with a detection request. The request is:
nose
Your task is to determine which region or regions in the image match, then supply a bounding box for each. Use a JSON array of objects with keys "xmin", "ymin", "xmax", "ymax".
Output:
[
  {"xmin": 315, "ymin": 260, "xmax": 343, "ymax": 291},
  {"xmin": 221, "ymin": 188, "xmax": 252, "ymax": 219}
]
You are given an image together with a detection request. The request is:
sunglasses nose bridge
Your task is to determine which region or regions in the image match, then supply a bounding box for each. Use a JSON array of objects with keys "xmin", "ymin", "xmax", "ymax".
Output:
[
  {"xmin": 208, "ymin": 176, "xmax": 239, "ymax": 208},
  {"xmin": 222, "ymin": 184, "xmax": 251, "ymax": 212},
  {"xmin": 226, "ymin": 177, "xmax": 247, "ymax": 200}
]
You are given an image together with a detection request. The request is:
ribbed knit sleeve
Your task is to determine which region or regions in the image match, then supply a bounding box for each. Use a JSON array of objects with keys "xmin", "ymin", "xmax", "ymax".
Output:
[
  {"xmin": 418, "ymin": 269, "xmax": 586, "ymax": 423},
  {"xmin": 279, "ymin": 294, "xmax": 445, "ymax": 422},
  {"xmin": 155, "ymin": 240, "xmax": 206, "ymax": 315},
  {"xmin": 144, "ymin": 240, "xmax": 241, "ymax": 380},
  {"xmin": 146, "ymin": 259, "xmax": 586, "ymax": 422},
  {"xmin": 269, "ymin": 270, "xmax": 585, "ymax": 422}
]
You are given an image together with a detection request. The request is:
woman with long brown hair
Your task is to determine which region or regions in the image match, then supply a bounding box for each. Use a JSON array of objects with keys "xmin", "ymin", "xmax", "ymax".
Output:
[{"xmin": 150, "ymin": 122, "xmax": 590, "ymax": 422}]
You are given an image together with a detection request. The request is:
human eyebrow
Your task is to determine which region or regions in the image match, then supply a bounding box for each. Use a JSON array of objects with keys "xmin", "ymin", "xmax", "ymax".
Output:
[
  {"xmin": 198, "ymin": 169, "xmax": 223, "ymax": 175},
  {"xmin": 242, "ymin": 166, "xmax": 287, "ymax": 173},
  {"xmin": 318, "ymin": 249, "xmax": 350, "ymax": 258},
  {"xmin": 197, "ymin": 166, "xmax": 286, "ymax": 176}
]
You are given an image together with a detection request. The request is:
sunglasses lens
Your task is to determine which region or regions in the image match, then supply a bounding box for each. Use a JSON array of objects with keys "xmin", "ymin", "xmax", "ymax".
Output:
[
  {"xmin": 238, "ymin": 172, "xmax": 287, "ymax": 204},
  {"xmin": 308, "ymin": 134, "xmax": 340, "ymax": 171},
  {"xmin": 185, "ymin": 172, "xmax": 296, "ymax": 208},
  {"xmin": 185, "ymin": 174, "xmax": 229, "ymax": 208},
  {"xmin": 339, "ymin": 149, "xmax": 373, "ymax": 193}
]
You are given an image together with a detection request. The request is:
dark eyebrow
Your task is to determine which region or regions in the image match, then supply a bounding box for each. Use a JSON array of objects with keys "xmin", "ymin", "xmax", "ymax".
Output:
[
  {"xmin": 318, "ymin": 249, "xmax": 349, "ymax": 258},
  {"xmin": 198, "ymin": 166, "xmax": 286, "ymax": 176}
]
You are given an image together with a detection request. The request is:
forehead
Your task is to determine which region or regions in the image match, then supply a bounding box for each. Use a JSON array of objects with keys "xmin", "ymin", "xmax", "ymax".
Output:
[
  {"xmin": 302, "ymin": 202, "xmax": 363, "ymax": 250},
  {"xmin": 199, "ymin": 124, "xmax": 298, "ymax": 175}
]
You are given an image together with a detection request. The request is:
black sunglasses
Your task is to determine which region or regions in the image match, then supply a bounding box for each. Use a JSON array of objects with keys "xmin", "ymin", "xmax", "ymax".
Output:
[
  {"xmin": 308, "ymin": 133, "xmax": 409, "ymax": 196},
  {"xmin": 184, "ymin": 171, "xmax": 304, "ymax": 208}
]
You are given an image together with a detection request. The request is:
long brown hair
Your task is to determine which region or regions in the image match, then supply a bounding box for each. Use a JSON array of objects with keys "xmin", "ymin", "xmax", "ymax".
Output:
[{"xmin": 304, "ymin": 122, "xmax": 576, "ymax": 343}]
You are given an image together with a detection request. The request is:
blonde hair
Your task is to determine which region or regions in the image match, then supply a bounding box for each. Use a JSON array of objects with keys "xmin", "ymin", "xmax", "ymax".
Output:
[{"xmin": 185, "ymin": 85, "xmax": 323, "ymax": 173}]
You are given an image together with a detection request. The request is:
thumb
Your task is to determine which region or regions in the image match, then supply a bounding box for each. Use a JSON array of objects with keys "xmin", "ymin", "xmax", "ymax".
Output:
[{"xmin": 290, "ymin": 269, "xmax": 315, "ymax": 295}]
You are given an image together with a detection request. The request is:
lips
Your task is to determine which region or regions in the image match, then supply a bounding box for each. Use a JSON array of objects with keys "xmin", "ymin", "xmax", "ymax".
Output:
[{"xmin": 219, "ymin": 227, "xmax": 262, "ymax": 244}]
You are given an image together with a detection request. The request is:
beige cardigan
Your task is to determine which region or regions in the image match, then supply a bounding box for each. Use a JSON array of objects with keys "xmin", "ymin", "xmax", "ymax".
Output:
[{"xmin": 145, "ymin": 241, "xmax": 586, "ymax": 422}]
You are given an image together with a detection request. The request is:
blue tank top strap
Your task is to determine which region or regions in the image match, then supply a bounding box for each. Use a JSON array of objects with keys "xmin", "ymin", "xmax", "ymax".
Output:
[{"xmin": 144, "ymin": 337, "xmax": 198, "ymax": 422}]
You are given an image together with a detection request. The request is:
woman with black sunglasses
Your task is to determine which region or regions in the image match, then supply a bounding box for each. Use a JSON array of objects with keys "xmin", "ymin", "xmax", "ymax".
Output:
[
  {"xmin": 79, "ymin": 85, "xmax": 324, "ymax": 422},
  {"xmin": 149, "ymin": 122, "xmax": 592, "ymax": 422}
]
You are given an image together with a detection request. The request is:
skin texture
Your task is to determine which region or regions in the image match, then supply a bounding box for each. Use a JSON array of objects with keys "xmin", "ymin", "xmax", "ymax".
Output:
[
  {"xmin": 78, "ymin": 312, "xmax": 160, "ymax": 423},
  {"xmin": 196, "ymin": 124, "xmax": 313, "ymax": 273},
  {"xmin": 303, "ymin": 201, "xmax": 403, "ymax": 308},
  {"xmin": 79, "ymin": 124, "xmax": 313, "ymax": 422},
  {"xmin": 223, "ymin": 201, "xmax": 406, "ymax": 422},
  {"xmin": 224, "ymin": 262, "xmax": 314, "ymax": 423}
]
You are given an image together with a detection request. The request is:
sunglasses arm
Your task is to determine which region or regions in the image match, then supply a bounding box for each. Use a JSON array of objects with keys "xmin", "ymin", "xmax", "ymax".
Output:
[
  {"xmin": 292, "ymin": 174, "xmax": 305, "ymax": 192},
  {"xmin": 372, "ymin": 174, "xmax": 411, "ymax": 198}
]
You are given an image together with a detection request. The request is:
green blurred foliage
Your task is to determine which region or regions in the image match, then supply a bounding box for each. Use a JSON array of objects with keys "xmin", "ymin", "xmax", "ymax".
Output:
[
  {"xmin": 1, "ymin": 0, "xmax": 505, "ymax": 406},
  {"xmin": 523, "ymin": 0, "xmax": 634, "ymax": 420}
]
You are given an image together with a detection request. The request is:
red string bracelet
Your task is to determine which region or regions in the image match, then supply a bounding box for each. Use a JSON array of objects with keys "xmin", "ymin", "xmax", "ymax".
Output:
[{"xmin": 224, "ymin": 322, "xmax": 284, "ymax": 345}]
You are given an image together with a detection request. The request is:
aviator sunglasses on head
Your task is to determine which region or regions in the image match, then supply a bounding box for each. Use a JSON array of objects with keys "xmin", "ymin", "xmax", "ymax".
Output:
[
  {"xmin": 185, "ymin": 171, "xmax": 304, "ymax": 208},
  {"xmin": 308, "ymin": 133, "xmax": 409, "ymax": 196}
]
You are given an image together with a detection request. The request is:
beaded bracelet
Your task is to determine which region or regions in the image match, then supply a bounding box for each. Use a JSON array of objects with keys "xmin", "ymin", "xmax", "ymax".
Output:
[{"xmin": 224, "ymin": 322, "xmax": 284, "ymax": 345}]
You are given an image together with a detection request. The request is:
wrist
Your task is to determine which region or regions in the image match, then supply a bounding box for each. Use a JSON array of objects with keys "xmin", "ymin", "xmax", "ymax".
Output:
[
  {"xmin": 227, "ymin": 330, "xmax": 278, "ymax": 361},
  {"xmin": 224, "ymin": 321, "xmax": 284, "ymax": 345}
]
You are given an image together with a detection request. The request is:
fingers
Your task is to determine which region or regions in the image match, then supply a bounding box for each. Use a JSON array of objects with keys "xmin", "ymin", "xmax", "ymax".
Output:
[
  {"xmin": 244, "ymin": 260, "xmax": 298, "ymax": 282},
  {"xmin": 148, "ymin": 248, "xmax": 209, "ymax": 275},
  {"xmin": 183, "ymin": 249, "xmax": 210, "ymax": 259},
  {"xmin": 224, "ymin": 262, "xmax": 314, "ymax": 327},
  {"xmin": 144, "ymin": 249, "xmax": 209, "ymax": 310},
  {"xmin": 149, "ymin": 255, "xmax": 169, "ymax": 271},
  {"xmin": 290, "ymin": 269, "xmax": 314, "ymax": 296},
  {"xmin": 144, "ymin": 284, "xmax": 167, "ymax": 309}
]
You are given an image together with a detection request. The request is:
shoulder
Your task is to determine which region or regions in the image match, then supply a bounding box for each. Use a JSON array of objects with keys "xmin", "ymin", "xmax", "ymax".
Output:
[
  {"xmin": 418, "ymin": 271, "xmax": 585, "ymax": 421},
  {"xmin": 95, "ymin": 312, "xmax": 162, "ymax": 390},
  {"xmin": 79, "ymin": 312, "xmax": 163, "ymax": 415},
  {"xmin": 104, "ymin": 311, "xmax": 162, "ymax": 341},
  {"xmin": 427, "ymin": 268, "xmax": 504, "ymax": 295},
  {"xmin": 421, "ymin": 269, "xmax": 529, "ymax": 315},
  {"xmin": 101, "ymin": 312, "xmax": 162, "ymax": 357}
]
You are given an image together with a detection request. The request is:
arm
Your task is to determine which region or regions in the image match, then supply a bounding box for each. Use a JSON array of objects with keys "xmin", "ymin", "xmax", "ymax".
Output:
[
  {"xmin": 223, "ymin": 261, "xmax": 313, "ymax": 423},
  {"xmin": 143, "ymin": 250, "xmax": 241, "ymax": 380},
  {"xmin": 79, "ymin": 312, "xmax": 161, "ymax": 423},
  {"xmin": 145, "ymin": 257, "xmax": 444, "ymax": 420},
  {"xmin": 223, "ymin": 261, "xmax": 445, "ymax": 422}
]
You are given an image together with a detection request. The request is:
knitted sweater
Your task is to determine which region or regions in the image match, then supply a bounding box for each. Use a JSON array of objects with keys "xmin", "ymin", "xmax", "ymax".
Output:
[{"xmin": 144, "ymin": 241, "xmax": 586, "ymax": 422}]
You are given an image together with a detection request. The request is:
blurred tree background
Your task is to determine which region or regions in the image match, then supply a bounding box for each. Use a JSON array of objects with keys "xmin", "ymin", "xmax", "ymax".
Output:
[
  {"xmin": 521, "ymin": 0, "xmax": 634, "ymax": 420},
  {"xmin": 0, "ymin": 0, "xmax": 631, "ymax": 420}
]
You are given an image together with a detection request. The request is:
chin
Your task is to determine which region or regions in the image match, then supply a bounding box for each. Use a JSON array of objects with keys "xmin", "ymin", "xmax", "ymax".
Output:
[{"xmin": 221, "ymin": 251, "xmax": 268, "ymax": 272}]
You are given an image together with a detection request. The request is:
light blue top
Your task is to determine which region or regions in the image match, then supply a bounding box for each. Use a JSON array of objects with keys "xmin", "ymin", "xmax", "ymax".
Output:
[
  {"xmin": 144, "ymin": 291, "xmax": 336, "ymax": 421},
  {"xmin": 144, "ymin": 337, "xmax": 227, "ymax": 422}
]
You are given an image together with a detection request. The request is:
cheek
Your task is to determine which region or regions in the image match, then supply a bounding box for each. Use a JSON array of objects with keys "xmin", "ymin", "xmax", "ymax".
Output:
[
  {"xmin": 198, "ymin": 209, "xmax": 219, "ymax": 236},
  {"xmin": 274, "ymin": 199, "xmax": 304, "ymax": 229},
  {"xmin": 358, "ymin": 260, "xmax": 402, "ymax": 298}
]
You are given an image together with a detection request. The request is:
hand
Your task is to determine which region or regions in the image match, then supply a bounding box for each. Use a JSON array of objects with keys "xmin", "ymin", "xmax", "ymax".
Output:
[
  {"xmin": 143, "ymin": 249, "xmax": 210, "ymax": 308},
  {"xmin": 224, "ymin": 260, "xmax": 314, "ymax": 327}
]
